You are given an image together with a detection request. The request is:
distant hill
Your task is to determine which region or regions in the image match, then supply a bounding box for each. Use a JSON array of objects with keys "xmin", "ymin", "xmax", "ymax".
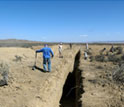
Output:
[
  {"xmin": 0, "ymin": 39, "xmax": 124, "ymax": 47},
  {"xmin": 0, "ymin": 39, "xmax": 44, "ymax": 47},
  {"xmin": 91, "ymin": 41, "xmax": 124, "ymax": 43},
  {"xmin": 0, "ymin": 39, "xmax": 64, "ymax": 47},
  {"xmin": 0, "ymin": 39, "xmax": 39, "ymax": 43}
]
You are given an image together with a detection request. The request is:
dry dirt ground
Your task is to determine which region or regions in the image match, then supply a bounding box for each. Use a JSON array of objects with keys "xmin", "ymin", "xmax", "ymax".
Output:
[
  {"xmin": 0, "ymin": 44, "xmax": 124, "ymax": 107},
  {"xmin": 79, "ymin": 45, "xmax": 124, "ymax": 107},
  {"xmin": 0, "ymin": 45, "xmax": 80, "ymax": 107}
]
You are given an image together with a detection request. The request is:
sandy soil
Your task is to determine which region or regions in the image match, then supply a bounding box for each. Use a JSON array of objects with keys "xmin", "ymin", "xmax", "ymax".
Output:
[
  {"xmin": 79, "ymin": 45, "xmax": 124, "ymax": 107},
  {"xmin": 0, "ymin": 44, "xmax": 124, "ymax": 107},
  {"xmin": 0, "ymin": 45, "xmax": 80, "ymax": 107}
]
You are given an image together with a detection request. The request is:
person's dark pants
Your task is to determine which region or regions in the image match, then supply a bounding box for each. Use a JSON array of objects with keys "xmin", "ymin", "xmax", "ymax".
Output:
[{"xmin": 43, "ymin": 58, "xmax": 51, "ymax": 72}]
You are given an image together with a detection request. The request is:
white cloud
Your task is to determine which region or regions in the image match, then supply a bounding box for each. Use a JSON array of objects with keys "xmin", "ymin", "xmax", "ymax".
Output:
[{"xmin": 80, "ymin": 35, "xmax": 88, "ymax": 37}]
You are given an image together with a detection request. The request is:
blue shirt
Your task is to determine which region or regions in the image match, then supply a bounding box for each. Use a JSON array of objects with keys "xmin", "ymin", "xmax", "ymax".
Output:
[{"xmin": 36, "ymin": 47, "xmax": 54, "ymax": 58}]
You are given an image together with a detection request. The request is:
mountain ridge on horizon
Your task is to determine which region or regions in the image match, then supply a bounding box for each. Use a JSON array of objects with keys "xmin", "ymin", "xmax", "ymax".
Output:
[{"xmin": 0, "ymin": 39, "xmax": 124, "ymax": 43}]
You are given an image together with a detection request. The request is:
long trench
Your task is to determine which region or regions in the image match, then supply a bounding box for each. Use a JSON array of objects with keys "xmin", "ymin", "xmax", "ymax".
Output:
[{"xmin": 59, "ymin": 50, "xmax": 84, "ymax": 107}]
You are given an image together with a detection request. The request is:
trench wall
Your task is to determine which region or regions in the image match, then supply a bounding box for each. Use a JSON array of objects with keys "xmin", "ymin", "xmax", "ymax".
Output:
[{"xmin": 75, "ymin": 50, "xmax": 84, "ymax": 107}]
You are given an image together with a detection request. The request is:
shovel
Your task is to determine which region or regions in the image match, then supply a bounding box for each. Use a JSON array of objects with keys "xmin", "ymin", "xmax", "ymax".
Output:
[{"xmin": 32, "ymin": 52, "xmax": 37, "ymax": 70}]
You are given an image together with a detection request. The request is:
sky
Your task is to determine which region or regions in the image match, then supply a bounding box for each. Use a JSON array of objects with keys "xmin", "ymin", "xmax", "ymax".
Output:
[{"xmin": 0, "ymin": 0, "xmax": 124, "ymax": 42}]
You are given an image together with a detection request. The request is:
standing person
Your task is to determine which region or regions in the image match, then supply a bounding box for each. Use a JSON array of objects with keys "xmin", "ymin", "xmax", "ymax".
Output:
[
  {"xmin": 86, "ymin": 43, "xmax": 88, "ymax": 50},
  {"xmin": 69, "ymin": 43, "xmax": 72, "ymax": 49},
  {"xmin": 36, "ymin": 44, "xmax": 54, "ymax": 72},
  {"xmin": 58, "ymin": 43, "xmax": 63, "ymax": 58},
  {"xmin": 84, "ymin": 51, "xmax": 88, "ymax": 60},
  {"xmin": 110, "ymin": 45, "xmax": 114, "ymax": 53}
]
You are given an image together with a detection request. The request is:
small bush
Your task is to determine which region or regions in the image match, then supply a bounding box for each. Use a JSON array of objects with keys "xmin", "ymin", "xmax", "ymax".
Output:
[
  {"xmin": 108, "ymin": 55, "xmax": 117, "ymax": 62},
  {"xmin": 95, "ymin": 55, "xmax": 105, "ymax": 62},
  {"xmin": 112, "ymin": 64, "xmax": 124, "ymax": 83},
  {"xmin": 0, "ymin": 61, "xmax": 9, "ymax": 86},
  {"xmin": 121, "ymin": 55, "xmax": 124, "ymax": 60},
  {"xmin": 89, "ymin": 56, "xmax": 95, "ymax": 62},
  {"xmin": 116, "ymin": 47, "xmax": 123, "ymax": 55},
  {"xmin": 13, "ymin": 55, "xmax": 22, "ymax": 62},
  {"xmin": 96, "ymin": 65, "xmax": 103, "ymax": 69},
  {"xmin": 108, "ymin": 54, "xmax": 124, "ymax": 63}
]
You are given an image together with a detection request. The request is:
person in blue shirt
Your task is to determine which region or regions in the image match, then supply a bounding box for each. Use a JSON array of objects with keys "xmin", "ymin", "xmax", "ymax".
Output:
[{"xmin": 36, "ymin": 44, "xmax": 54, "ymax": 72}]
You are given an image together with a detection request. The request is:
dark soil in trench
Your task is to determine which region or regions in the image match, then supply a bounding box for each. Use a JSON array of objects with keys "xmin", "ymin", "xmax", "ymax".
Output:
[
  {"xmin": 60, "ymin": 51, "xmax": 81, "ymax": 107},
  {"xmin": 60, "ymin": 72, "xmax": 76, "ymax": 107}
]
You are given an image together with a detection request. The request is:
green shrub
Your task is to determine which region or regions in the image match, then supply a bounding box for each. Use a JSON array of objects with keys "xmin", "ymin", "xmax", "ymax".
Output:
[{"xmin": 0, "ymin": 61, "xmax": 9, "ymax": 86}]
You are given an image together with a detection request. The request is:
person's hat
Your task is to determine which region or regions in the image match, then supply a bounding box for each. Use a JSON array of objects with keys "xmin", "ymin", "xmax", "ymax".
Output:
[{"xmin": 44, "ymin": 44, "xmax": 48, "ymax": 47}]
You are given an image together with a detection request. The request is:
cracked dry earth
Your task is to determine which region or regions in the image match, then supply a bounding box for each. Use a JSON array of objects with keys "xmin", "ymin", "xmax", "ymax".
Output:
[{"xmin": 0, "ymin": 44, "xmax": 124, "ymax": 107}]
